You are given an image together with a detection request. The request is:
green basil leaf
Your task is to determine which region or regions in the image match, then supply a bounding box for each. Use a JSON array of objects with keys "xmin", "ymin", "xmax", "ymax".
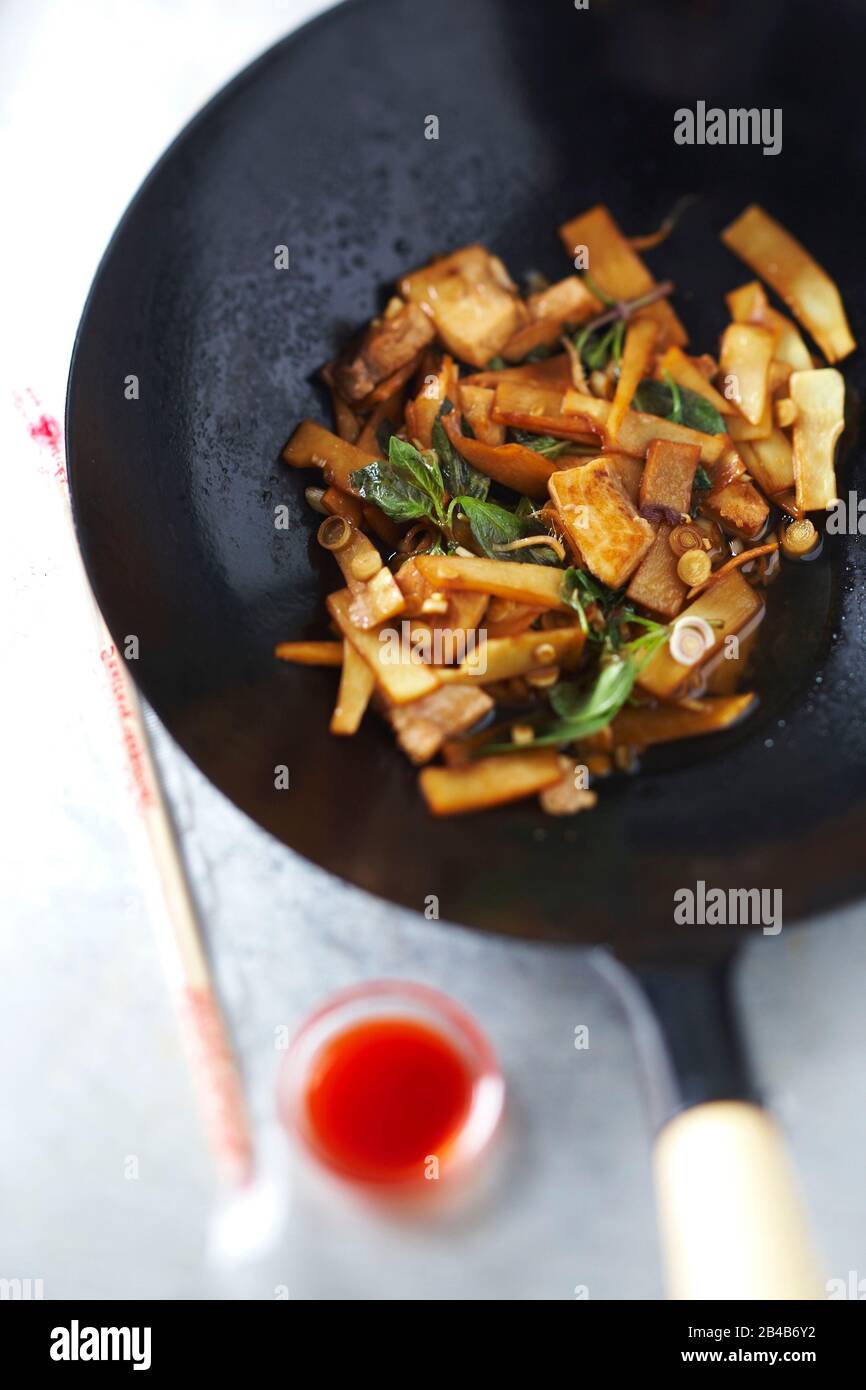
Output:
[
  {"xmin": 455, "ymin": 496, "xmax": 560, "ymax": 566},
  {"xmin": 388, "ymin": 434, "xmax": 444, "ymax": 502},
  {"xmin": 631, "ymin": 378, "xmax": 726, "ymax": 435},
  {"xmin": 351, "ymin": 434, "xmax": 446, "ymax": 524},
  {"xmin": 510, "ymin": 430, "xmax": 578, "ymax": 459},
  {"xmin": 349, "ymin": 460, "xmax": 433, "ymax": 523},
  {"xmin": 432, "ymin": 405, "xmax": 489, "ymax": 501},
  {"xmin": 663, "ymin": 368, "xmax": 684, "ymax": 424},
  {"xmin": 562, "ymin": 566, "xmax": 618, "ymax": 611},
  {"xmin": 573, "ymin": 321, "xmax": 619, "ymax": 371},
  {"xmin": 522, "ymin": 342, "xmax": 557, "ymax": 363},
  {"xmin": 486, "ymin": 655, "xmax": 637, "ymax": 750}
]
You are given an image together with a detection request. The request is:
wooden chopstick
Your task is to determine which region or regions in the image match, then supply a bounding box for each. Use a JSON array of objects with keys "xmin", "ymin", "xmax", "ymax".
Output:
[{"xmin": 18, "ymin": 388, "xmax": 254, "ymax": 1188}]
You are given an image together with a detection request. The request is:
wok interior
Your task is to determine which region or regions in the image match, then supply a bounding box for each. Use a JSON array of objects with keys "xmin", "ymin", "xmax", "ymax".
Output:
[{"xmin": 67, "ymin": 0, "xmax": 866, "ymax": 944}]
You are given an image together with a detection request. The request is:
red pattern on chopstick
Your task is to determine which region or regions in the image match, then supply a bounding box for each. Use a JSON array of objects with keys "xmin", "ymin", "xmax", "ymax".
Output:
[{"xmin": 14, "ymin": 386, "xmax": 254, "ymax": 1188}]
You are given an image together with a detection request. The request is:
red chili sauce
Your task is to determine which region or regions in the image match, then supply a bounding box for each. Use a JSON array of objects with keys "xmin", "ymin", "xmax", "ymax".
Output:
[{"xmin": 303, "ymin": 1017, "xmax": 473, "ymax": 1181}]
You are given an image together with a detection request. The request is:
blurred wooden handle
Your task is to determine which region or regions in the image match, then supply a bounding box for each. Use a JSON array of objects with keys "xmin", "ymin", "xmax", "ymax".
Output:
[{"xmin": 654, "ymin": 1101, "xmax": 824, "ymax": 1300}]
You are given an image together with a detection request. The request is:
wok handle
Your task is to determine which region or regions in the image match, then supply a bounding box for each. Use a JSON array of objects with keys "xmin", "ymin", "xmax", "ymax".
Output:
[{"xmin": 653, "ymin": 1100, "xmax": 824, "ymax": 1300}]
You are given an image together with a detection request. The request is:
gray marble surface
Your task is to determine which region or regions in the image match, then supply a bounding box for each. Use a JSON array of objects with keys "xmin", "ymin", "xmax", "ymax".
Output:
[{"xmin": 3, "ymin": 0, "xmax": 866, "ymax": 1301}]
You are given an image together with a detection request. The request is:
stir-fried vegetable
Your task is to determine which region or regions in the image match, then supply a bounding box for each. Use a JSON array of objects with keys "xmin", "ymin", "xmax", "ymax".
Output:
[
  {"xmin": 276, "ymin": 203, "xmax": 851, "ymax": 815},
  {"xmin": 790, "ymin": 368, "xmax": 845, "ymax": 511},
  {"xmin": 722, "ymin": 205, "xmax": 855, "ymax": 363},
  {"xmin": 719, "ymin": 323, "xmax": 776, "ymax": 426},
  {"xmin": 419, "ymin": 749, "xmax": 563, "ymax": 816}
]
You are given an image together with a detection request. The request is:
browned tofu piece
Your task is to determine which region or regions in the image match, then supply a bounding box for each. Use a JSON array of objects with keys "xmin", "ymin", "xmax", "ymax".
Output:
[
  {"xmin": 385, "ymin": 685, "xmax": 494, "ymax": 765},
  {"xmin": 502, "ymin": 276, "xmax": 601, "ymax": 363},
  {"xmin": 334, "ymin": 301, "xmax": 435, "ymax": 402},
  {"xmin": 625, "ymin": 524, "xmax": 688, "ymax": 620},
  {"xmin": 400, "ymin": 246, "xmax": 528, "ymax": 367},
  {"xmin": 702, "ymin": 480, "xmax": 770, "ymax": 539},
  {"xmin": 548, "ymin": 457, "xmax": 654, "ymax": 588},
  {"xmin": 527, "ymin": 274, "xmax": 601, "ymax": 324},
  {"xmin": 501, "ymin": 318, "xmax": 565, "ymax": 363},
  {"xmin": 639, "ymin": 439, "xmax": 700, "ymax": 519}
]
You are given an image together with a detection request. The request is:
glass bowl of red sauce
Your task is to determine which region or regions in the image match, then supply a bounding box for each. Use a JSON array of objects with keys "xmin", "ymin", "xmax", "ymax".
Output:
[{"xmin": 278, "ymin": 981, "xmax": 504, "ymax": 1191}]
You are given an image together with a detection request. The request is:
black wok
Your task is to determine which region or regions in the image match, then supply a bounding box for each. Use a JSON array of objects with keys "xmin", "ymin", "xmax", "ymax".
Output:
[{"xmin": 67, "ymin": 0, "xmax": 866, "ymax": 1296}]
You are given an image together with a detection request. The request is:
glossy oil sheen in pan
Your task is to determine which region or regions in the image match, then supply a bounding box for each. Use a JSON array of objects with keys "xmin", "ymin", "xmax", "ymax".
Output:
[{"xmin": 66, "ymin": 0, "xmax": 866, "ymax": 948}]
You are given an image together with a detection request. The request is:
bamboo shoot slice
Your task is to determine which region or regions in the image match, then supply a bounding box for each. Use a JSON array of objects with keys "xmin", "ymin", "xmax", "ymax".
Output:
[
  {"xmin": 502, "ymin": 277, "xmax": 602, "ymax": 362},
  {"xmin": 419, "ymin": 750, "xmax": 563, "ymax": 816},
  {"xmin": 491, "ymin": 381, "xmax": 597, "ymax": 441},
  {"xmin": 330, "ymin": 642, "xmax": 375, "ymax": 734},
  {"xmin": 414, "ymin": 554, "xmax": 570, "ymax": 609},
  {"xmin": 348, "ymin": 566, "xmax": 407, "ymax": 629},
  {"xmin": 443, "ymin": 416, "xmax": 556, "ymax": 498},
  {"xmin": 327, "ymin": 589, "xmax": 440, "ymax": 704},
  {"xmin": 612, "ymin": 693, "xmax": 756, "ymax": 747},
  {"xmin": 637, "ymin": 570, "xmax": 764, "ymax": 699},
  {"xmin": 609, "ymin": 319, "xmax": 658, "ymax": 441},
  {"xmin": 501, "ymin": 318, "xmax": 565, "ymax": 363},
  {"xmin": 726, "ymin": 280, "xmax": 813, "ymax": 371},
  {"xmin": 738, "ymin": 431, "xmax": 794, "ymax": 497},
  {"xmin": 722, "ymin": 206, "xmax": 856, "ymax": 362},
  {"xmin": 275, "ymin": 641, "xmax": 343, "ymax": 667},
  {"xmin": 329, "ymin": 387, "xmax": 362, "ymax": 443},
  {"xmin": 458, "ymin": 384, "xmax": 505, "ymax": 445},
  {"xmin": 321, "ymin": 486, "xmax": 365, "ymax": 528},
  {"xmin": 405, "ymin": 354, "xmax": 458, "ymax": 449},
  {"xmin": 561, "ymin": 391, "xmax": 727, "ymax": 464},
  {"xmin": 790, "ymin": 368, "xmax": 845, "ymax": 511},
  {"xmin": 484, "ymin": 599, "xmax": 545, "ymax": 637},
  {"xmin": 557, "ymin": 205, "xmax": 688, "ymax": 347},
  {"xmin": 441, "ymin": 625, "xmax": 584, "ymax": 684},
  {"xmin": 719, "ymin": 323, "xmax": 776, "ymax": 426},
  {"xmin": 727, "ymin": 398, "xmax": 773, "ymax": 441},
  {"xmin": 356, "ymin": 386, "xmax": 406, "ymax": 455},
  {"xmin": 462, "ymin": 355, "xmax": 573, "ymax": 391},
  {"xmin": 656, "ymin": 346, "xmax": 735, "ymax": 415},
  {"xmin": 283, "ymin": 421, "xmax": 377, "ymax": 494}
]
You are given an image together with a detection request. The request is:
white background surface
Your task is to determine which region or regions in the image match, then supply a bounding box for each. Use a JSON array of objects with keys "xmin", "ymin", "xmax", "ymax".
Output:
[{"xmin": 2, "ymin": 0, "xmax": 866, "ymax": 1300}]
